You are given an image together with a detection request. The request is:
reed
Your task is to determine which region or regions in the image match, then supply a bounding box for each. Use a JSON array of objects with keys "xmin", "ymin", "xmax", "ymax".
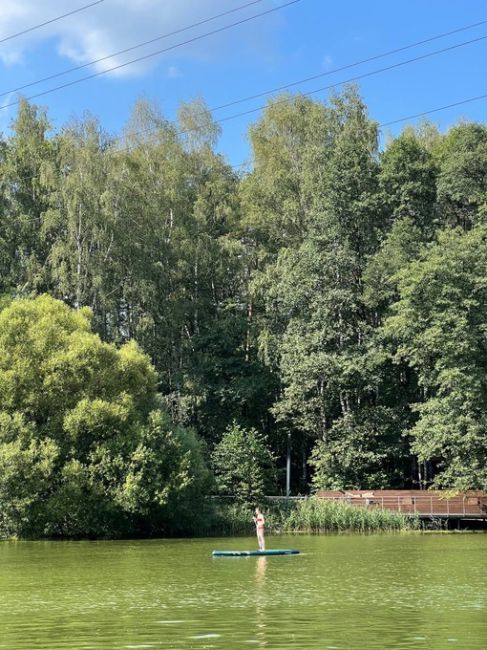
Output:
[
  {"xmin": 205, "ymin": 497, "xmax": 419, "ymax": 536},
  {"xmin": 284, "ymin": 498, "xmax": 419, "ymax": 533}
]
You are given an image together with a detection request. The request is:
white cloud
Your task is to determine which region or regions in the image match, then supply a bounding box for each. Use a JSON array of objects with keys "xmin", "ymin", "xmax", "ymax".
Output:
[{"xmin": 0, "ymin": 0, "xmax": 283, "ymax": 77}]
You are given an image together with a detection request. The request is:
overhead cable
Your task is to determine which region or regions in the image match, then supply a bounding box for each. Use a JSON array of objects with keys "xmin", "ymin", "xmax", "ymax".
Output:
[
  {"xmin": 0, "ymin": 0, "xmax": 267, "ymax": 98},
  {"xmin": 0, "ymin": 0, "xmax": 105, "ymax": 45},
  {"xmin": 115, "ymin": 32, "xmax": 487, "ymax": 144},
  {"xmin": 0, "ymin": 0, "xmax": 303, "ymax": 110}
]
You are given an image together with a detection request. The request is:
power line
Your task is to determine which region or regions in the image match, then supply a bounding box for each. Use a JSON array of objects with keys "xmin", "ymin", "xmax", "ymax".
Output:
[
  {"xmin": 2, "ymin": 7, "xmax": 483, "ymax": 147},
  {"xmin": 114, "ymin": 31, "xmax": 487, "ymax": 145},
  {"xmin": 0, "ymin": 0, "xmax": 105, "ymax": 45},
  {"xmin": 2, "ymin": 14, "xmax": 487, "ymax": 184},
  {"xmin": 380, "ymin": 92, "xmax": 487, "ymax": 128},
  {"xmin": 0, "ymin": 0, "xmax": 266, "ymax": 99},
  {"xmin": 198, "ymin": 17, "xmax": 487, "ymax": 115},
  {"xmin": 0, "ymin": 0, "xmax": 303, "ymax": 111},
  {"xmin": 1, "ymin": 86, "xmax": 486, "ymax": 250},
  {"xmin": 210, "ymin": 32, "xmax": 487, "ymax": 127},
  {"xmin": 3, "ymin": 13, "xmax": 485, "ymax": 108}
]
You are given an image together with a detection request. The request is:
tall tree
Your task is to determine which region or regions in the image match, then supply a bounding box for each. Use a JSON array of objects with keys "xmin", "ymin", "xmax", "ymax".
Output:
[
  {"xmin": 384, "ymin": 225, "xmax": 487, "ymax": 490},
  {"xmin": 43, "ymin": 114, "xmax": 113, "ymax": 317},
  {"xmin": 244, "ymin": 88, "xmax": 410, "ymax": 490},
  {"xmin": 435, "ymin": 123, "xmax": 487, "ymax": 230},
  {"xmin": 1, "ymin": 99, "xmax": 53, "ymax": 293}
]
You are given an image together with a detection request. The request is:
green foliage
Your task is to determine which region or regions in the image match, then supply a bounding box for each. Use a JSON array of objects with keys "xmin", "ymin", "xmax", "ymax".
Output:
[
  {"xmin": 364, "ymin": 217, "xmax": 426, "ymax": 313},
  {"xmin": 309, "ymin": 407, "xmax": 410, "ymax": 490},
  {"xmin": 240, "ymin": 93, "xmax": 332, "ymax": 252},
  {"xmin": 0, "ymin": 295, "xmax": 209, "ymax": 537},
  {"xmin": 379, "ymin": 131, "xmax": 437, "ymax": 230},
  {"xmin": 2, "ymin": 89, "xmax": 487, "ymax": 513},
  {"xmin": 0, "ymin": 413, "xmax": 58, "ymax": 537},
  {"xmin": 434, "ymin": 123, "xmax": 487, "ymax": 229},
  {"xmin": 0, "ymin": 99, "xmax": 53, "ymax": 294},
  {"xmin": 247, "ymin": 86, "xmax": 406, "ymax": 489},
  {"xmin": 285, "ymin": 497, "xmax": 419, "ymax": 533},
  {"xmin": 211, "ymin": 422, "xmax": 277, "ymax": 502},
  {"xmin": 385, "ymin": 225, "xmax": 487, "ymax": 490}
]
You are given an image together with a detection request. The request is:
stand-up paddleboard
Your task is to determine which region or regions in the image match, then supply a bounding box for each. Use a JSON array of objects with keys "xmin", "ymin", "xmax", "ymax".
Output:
[{"xmin": 212, "ymin": 549, "xmax": 299, "ymax": 557}]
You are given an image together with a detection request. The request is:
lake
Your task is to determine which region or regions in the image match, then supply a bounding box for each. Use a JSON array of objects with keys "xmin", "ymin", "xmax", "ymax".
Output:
[{"xmin": 0, "ymin": 533, "xmax": 486, "ymax": 649}]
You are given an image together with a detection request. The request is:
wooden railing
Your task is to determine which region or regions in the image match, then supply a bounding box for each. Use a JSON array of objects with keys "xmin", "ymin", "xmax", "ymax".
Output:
[
  {"xmin": 314, "ymin": 495, "xmax": 487, "ymax": 517},
  {"xmin": 214, "ymin": 494, "xmax": 487, "ymax": 518}
]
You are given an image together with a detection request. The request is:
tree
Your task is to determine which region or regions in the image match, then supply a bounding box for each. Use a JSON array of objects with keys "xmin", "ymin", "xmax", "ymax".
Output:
[
  {"xmin": 379, "ymin": 130, "xmax": 437, "ymax": 231},
  {"xmin": 364, "ymin": 130, "xmax": 438, "ymax": 312},
  {"xmin": 3, "ymin": 90, "xmax": 487, "ymax": 504},
  {"xmin": 309, "ymin": 407, "xmax": 410, "ymax": 490},
  {"xmin": 435, "ymin": 123, "xmax": 487, "ymax": 230},
  {"xmin": 384, "ymin": 225, "xmax": 487, "ymax": 490},
  {"xmin": 1, "ymin": 99, "xmax": 53, "ymax": 294},
  {"xmin": 211, "ymin": 422, "xmax": 277, "ymax": 502},
  {"xmin": 0, "ymin": 295, "xmax": 209, "ymax": 537},
  {"xmin": 100, "ymin": 99, "xmax": 263, "ymax": 446},
  {"xmin": 178, "ymin": 97, "xmax": 222, "ymax": 153},
  {"xmin": 249, "ymin": 88, "xmax": 388, "ymax": 489},
  {"xmin": 42, "ymin": 114, "xmax": 114, "ymax": 314},
  {"xmin": 240, "ymin": 93, "xmax": 332, "ymax": 255}
]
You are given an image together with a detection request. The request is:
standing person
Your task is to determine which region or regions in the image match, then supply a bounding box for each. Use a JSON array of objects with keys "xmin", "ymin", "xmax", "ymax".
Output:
[{"xmin": 253, "ymin": 507, "xmax": 266, "ymax": 551}]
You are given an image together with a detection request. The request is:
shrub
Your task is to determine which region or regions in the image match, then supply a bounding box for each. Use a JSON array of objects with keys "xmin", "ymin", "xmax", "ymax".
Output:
[{"xmin": 0, "ymin": 295, "xmax": 209, "ymax": 538}]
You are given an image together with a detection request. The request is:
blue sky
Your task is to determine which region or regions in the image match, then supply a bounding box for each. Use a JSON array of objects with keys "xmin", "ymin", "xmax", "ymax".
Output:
[{"xmin": 0, "ymin": 0, "xmax": 486, "ymax": 167}]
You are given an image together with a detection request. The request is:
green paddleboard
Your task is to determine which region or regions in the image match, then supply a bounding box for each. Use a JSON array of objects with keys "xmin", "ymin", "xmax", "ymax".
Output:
[{"xmin": 212, "ymin": 549, "xmax": 299, "ymax": 557}]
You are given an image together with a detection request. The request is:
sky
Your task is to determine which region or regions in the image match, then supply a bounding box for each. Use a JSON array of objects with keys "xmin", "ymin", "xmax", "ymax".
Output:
[{"xmin": 0, "ymin": 0, "xmax": 486, "ymax": 167}]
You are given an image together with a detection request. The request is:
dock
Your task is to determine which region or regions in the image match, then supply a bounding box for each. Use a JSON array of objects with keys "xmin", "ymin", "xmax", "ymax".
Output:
[{"xmin": 316, "ymin": 490, "xmax": 487, "ymax": 522}]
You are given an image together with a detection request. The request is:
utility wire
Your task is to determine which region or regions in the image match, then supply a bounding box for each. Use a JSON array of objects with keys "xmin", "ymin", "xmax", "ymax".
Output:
[
  {"xmin": 209, "ymin": 32, "xmax": 487, "ymax": 128},
  {"xmin": 2, "ymin": 16, "xmax": 487, "ymax": 182},
  {"xmin": 0, "ymin": 0, "xmax": 302, "ymax": 111},
  {"xmin": 195, "ymin": 17, "xmax": 487, "ymax": 115},
  {"xmin": 2, "ymin": 9, "xmax": 484, "ymax": 117},
  {"xmin": 0, "ymin": 0, "xmax": 105, "ymax": 45},
  {"xmin": 0, "ymin": 0, "xmax": 266, "ymax": 99},
  {"xmin": 380, "ymin": 92, "xmax": 487, "ymax": 128},
  {"xmin": 114, "ymin": 31, "xmax": 487, "ymax": 145}
]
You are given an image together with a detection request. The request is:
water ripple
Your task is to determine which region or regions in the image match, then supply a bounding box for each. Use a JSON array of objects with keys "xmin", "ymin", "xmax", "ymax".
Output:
[{"xmin": 0, "ymin": 534, "xmax": 486, "ymax": 649}]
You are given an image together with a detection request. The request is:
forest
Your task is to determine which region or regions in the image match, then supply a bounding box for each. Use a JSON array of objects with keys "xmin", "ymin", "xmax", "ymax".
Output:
[{"xmin": 1, "ymin": 86, "xmax": 486, "ymax": 536}]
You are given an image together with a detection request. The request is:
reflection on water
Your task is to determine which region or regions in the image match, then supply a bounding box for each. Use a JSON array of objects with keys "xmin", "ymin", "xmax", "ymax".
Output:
[
  {"xmin": 255, "ymin": 556, "xmax": 267, "ymax": 648},
  {"xmin": 255, "ymin": 555, "xmax": 267, "ymax": 587},
  {"xmin": 0, "ymin": 534, "xmax": 486, "ymax": 648}
]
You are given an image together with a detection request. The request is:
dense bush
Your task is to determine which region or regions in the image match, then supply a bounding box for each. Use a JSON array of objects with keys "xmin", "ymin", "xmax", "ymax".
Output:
[{"xmin": 0, "ymin": 295, "xmax": 209, "ymax": 538}]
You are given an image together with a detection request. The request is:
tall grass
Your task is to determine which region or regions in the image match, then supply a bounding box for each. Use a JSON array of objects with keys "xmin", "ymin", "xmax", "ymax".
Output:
[
  {"xmin": 285, "ymin": 498, "xmax": 419, "ymax": 533},
  {"xmin": 203, "ymin": 497, "xmax": 419, "ymax": 536}
]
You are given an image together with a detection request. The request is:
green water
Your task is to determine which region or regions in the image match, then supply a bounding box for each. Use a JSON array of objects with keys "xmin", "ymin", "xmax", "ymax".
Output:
[{"xmin": 1, "ymin": 534, "xmax": 486, "ymax": 649}]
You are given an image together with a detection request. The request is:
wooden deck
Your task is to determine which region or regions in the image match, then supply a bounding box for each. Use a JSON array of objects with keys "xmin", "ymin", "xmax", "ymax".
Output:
[{"xmin": 316, "ymin": 490, "xmax": 487, "ymax": 520}]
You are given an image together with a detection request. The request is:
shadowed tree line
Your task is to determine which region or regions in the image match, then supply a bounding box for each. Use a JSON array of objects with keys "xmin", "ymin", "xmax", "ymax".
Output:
[{"xmin": 1, "ymin": 87, "xmax": 487, "ymax": 536}]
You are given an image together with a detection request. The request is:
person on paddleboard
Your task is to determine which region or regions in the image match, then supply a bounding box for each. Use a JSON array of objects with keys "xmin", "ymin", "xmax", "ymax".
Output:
[{"xmin": 253, "ymin": 507, "xmax": 265, "ymax": 551}]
